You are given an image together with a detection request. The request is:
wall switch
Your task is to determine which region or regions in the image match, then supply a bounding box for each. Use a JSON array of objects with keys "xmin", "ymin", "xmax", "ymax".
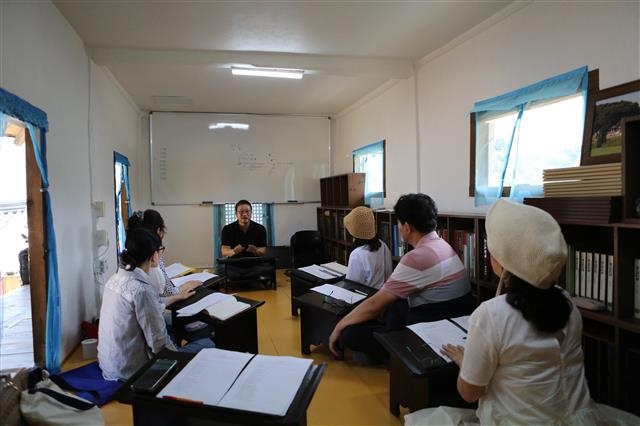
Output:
[
  {"xmin": 92, "ymin": 201, "xmax": 105, "ymax": 218},
  {"xmin": 95, "ymin": 229, "xmax": 108, "ymax": 247}
]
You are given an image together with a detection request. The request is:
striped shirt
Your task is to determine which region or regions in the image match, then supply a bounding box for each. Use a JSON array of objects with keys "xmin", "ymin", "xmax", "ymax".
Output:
[{"xmin": 381, "ymin": 231, "xmax": 470, "ymax": 308}]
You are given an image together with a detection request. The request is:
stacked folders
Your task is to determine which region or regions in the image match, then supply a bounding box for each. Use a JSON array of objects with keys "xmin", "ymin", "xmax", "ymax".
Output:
[{"xmin": 543, "ymin": 163, "xmax": 621, "ymax": 197}]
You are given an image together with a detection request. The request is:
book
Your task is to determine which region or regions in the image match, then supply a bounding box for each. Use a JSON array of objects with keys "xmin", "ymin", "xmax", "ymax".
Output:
[
  {"xmin": 634, "ymin": 258, "xmax": 640, "ymax": 319},
  {"xmin": 592, "ymin": 252, "xmax": 600, "ymax": 302},
  {"xmin": 598, "ymin": 254, "xmax": 607, "ymax": 306},
  {"xmin": 205, "ymin": 296, "xmax": 251, "ymax": 321},
  {"xmin": 607, "ymin": 255, "xmax": 614, "ymax": 311},
  {"xmin": 157, "ymin": 348, "xmax": 312, "ymax": 416},
  {"xmin": 585, "ymin": 252, "xmax": 593, "ymax": 299},
  {"xmin": 574, "ymin": 249, "xmax": 580, "ymax": 297},
  {"xmin": 298, "ymin": 264, "xmax": 344, "ymax": 280},
  {"xmin": 164, "ymin": 262, "xmax": 195, "ymax": 279},
  {"xmin": 320, "ymin": 261, "xmax": 348, "ymax": 275},
  {"xmin": 171, "ymin": 271, "xmax": 218, "ymax": 288}
]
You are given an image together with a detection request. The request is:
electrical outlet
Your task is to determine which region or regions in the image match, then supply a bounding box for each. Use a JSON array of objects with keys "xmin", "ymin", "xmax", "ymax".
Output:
[
  {"xmin": 92, "ymin": 201, "xmax": 105, "ymax": 218},
  {"xmin": 95, "ymin": 229, "xmax": 108, "ymax": 247}
]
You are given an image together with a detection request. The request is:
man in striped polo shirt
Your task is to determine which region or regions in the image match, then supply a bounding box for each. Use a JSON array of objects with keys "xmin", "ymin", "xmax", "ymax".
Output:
[{"xmin": 329, "ymin": 193, "xmax": 473, "ymax": 362}]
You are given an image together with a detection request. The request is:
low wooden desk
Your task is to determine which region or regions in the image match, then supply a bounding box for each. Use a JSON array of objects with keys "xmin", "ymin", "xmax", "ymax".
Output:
[
  {"xmin": 293, "ymin": 279, "xmax": 376, "ymax": 356},
  {"xmin": 374, "ymin": 329, "xmax": 475, "ymax": 416},
  {"xmin": 115, "ymin": 350, "xmax": 326, "ymax": 426},
  {"xmin": 170, "ymin": 286, "xmax": 265, "ymax": 354},
  {"xmin": 289, "ymin": 269, "xmax": 343, "ymax": 316}
]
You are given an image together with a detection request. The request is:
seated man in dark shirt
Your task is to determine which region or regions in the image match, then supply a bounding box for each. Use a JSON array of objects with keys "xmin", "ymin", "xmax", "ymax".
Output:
[{"xmin": 220, "ymin": 200, "xmax": 271, "ymax": 283}]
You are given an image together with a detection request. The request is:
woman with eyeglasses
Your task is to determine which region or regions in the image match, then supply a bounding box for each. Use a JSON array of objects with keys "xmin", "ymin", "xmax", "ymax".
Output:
[
  {"xmin": 98, "ymin": 228, "xmax": 214, "ymax": 381},
  {"xmin": 128, "ymin": 209, "xmax": 202, "ymax": 307}
]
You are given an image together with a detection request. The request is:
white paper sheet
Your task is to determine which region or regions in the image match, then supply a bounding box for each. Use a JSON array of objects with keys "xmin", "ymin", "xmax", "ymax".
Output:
[
  {"xmin": 450, "ymin": 315, "xmax": 470, "ymax": 332},
  {"xmin": 298, "ymin": 264, "xmax": 343, "ymax": 280},
  {"xmin": 171, "ymin": 271, "xmax": 218, "ymax": 288},
  {"xmin": 320, "ymin": 262, "xmax": 348, "ymax": 275},
  {"xmin": 310, "ymin": 284, "xmax": 366, "ymax": 305},
  {"xmin": 164, "ymin": 262, "xmax": 194, "ymax": 279},
  {"xmin": 157, "ymin": 348, "xmax": 254, "ymax": 405},
  {"xmin": 176, "ymin": 292, "xmax": 232, "ymax": 317},
  {"xmin": 407, "ymin": 316, "xmax": 468, "ymax": 362},
  {"xmin": 217, "ymin": 354, "xmax": 313, "ymax": 416}
]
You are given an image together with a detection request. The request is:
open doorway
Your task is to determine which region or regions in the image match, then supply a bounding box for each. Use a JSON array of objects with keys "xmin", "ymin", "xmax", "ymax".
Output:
[{"xmin": 0, "ymin": 120, "xmax": 33, "ymax": 371}]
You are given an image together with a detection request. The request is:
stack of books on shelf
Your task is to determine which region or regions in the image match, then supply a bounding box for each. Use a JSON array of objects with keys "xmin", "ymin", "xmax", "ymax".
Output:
[
  {"xmin": 391, "ymin": 224, "xmax": 411, "ymax": 257},
  {"xmin": 565, "ymin": 245, "xmax": 613, "ymax": 311},
  {"xmin": 543, "ymin": 163, "xmax": 621, "ymax": 197}
]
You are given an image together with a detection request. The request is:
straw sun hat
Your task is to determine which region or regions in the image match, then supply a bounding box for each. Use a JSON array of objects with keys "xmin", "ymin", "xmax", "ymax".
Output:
[
  {"xmin": 486, "ymin": 199, "xmax": 567, "ymax": 289},
  {"xmin": 344, "ymin": 206, "xmax": 376, "ymax": 240}
]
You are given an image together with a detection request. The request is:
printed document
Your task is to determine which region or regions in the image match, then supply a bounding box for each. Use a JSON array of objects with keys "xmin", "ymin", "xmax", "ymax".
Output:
[
  {"xmin": 311, "ymin": 284, "xmax": 366, "ymax": 304},
  {"xmin": 156, "ymin": 348, "xmax": 312, "ymax": 416},
  {"xmin": 171, "ymin": 271, "xmax": 218, "ymax": 288},
  {"xmin": 320, "ymin": 262, "xmax": 348, "ymax": 275},
  {"xmin": 407, "ymin": 315, "xmax": 469, "ymax": 362},
  {"xmin": 176, "ymin": 292, "xmax": 231, "ymax": 317},
  {"xmin": 205, "ymin": 297, "xmax": 251, "ymax": 320},
  {"xmin": 164, "ymin": 262, "xmax": 195, "ymax": 279},
  {"xmin": 298, "ymin": 264, "xmax": 343, "ymax": 280}
]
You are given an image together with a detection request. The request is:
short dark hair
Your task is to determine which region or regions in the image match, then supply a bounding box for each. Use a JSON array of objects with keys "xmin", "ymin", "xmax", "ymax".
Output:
[
  {"xmin": 351, "ymin": 236, "xmax": 382, "ymax": 252},
  {"xmin": 128, "ymin": 209, "xmax": 166, "ymax": 235},
  {"xmin": 393, "ymin": 193, "xmax": 438, "ymax": 233},
  {"xmin": 235, "ymin": 200, "xmax": 252, "ymax": 212}
]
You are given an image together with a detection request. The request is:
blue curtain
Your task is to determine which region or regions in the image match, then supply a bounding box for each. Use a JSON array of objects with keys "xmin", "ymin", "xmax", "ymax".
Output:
[
  {"xmin": 0, "ymin": 88, "xmax": 61, "ymax": 372},
  {"xmin": 471, "ymin": 66, "xmax": 589, "ymax": 206}
]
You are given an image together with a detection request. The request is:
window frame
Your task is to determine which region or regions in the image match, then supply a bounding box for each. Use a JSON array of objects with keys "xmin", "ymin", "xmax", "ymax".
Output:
[
  {"xmin": 469, "ymin": 69, "xmax": 599, "ymax": 198},
  {"xmin": 352, "ymin": 139, "xmax": 386, "ymax": 204}
]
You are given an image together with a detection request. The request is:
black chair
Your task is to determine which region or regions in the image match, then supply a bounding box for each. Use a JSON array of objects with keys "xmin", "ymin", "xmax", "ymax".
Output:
[
  {"xmin": 290, "ymin": 230, "xmax": 325, "ymax": 268},
  {"xmin": 216, "ymin": 255, "xmax": 277, "ymax": 292}
]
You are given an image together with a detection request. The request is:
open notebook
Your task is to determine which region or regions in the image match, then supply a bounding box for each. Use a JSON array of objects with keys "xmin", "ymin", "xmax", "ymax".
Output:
[
  {"xmin": 157, "ymin": 348, "xmax": 312, "ymax": 416},
  {"xmin": 407, "ymin": 315, "xmax": 470, "ymax": 363},
  {"xmin": 176, "ymin": 292, "xmax": 249, "ymax": 320},
  {"xmin": 298, "ymin": 262, "xmax": 348, "ymax": 280}
]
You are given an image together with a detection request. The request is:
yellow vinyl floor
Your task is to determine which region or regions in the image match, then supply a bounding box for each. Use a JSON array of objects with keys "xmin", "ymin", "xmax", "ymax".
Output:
[{"xmin": 62, "ymin": 269, "xmax": 405, "ymax": 426}]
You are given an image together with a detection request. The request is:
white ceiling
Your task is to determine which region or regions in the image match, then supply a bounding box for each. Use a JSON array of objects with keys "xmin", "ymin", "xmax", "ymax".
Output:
[{"xmin": 53, "ymin": 0, "xmax": 513, "ymax": 116}]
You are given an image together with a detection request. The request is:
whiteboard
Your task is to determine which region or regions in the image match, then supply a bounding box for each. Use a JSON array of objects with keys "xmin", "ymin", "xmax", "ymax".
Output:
[{"xmin": 150, "ymin": 112, "xmax": 331, "ymax": 205}]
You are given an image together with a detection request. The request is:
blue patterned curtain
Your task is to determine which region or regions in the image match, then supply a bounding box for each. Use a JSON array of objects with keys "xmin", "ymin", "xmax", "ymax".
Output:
[{"xmin": 0, "ymin": 88, "xmax": 61, "ymax": 372}]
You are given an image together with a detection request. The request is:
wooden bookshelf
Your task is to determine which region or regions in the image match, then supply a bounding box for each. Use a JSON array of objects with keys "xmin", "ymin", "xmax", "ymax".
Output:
[{"xmin": 320, "ymin": 173, "xmax": 365, "ymax": 208}]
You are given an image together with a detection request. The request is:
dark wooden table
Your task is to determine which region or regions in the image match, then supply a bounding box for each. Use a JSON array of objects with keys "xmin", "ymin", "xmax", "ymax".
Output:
[
  {"xmin": 289, "ymin": 269, "xmax": 344, "ymax": 316},
  {"xmin": 374, "ymin": 329, "xmax": 475, "ymax": 416},
  {"xmin": 115, "ymin": 349, "xmax": 326, "ymax": 426},
  {"xmin": 293, "ymin": 279, "xmax": 376, "ymax": 356},
  {"xmin": 170, "ymin": 285, "xmax": 265, "ymax": 354}
]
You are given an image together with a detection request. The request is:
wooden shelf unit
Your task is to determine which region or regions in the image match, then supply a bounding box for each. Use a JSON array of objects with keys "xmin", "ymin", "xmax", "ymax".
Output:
[{"xmin": 319, "ymin": 173, "xmax": 365, "ymax": 208}]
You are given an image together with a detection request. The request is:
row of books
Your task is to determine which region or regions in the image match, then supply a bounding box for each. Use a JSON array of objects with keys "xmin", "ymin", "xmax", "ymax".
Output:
[
  {"xmin": 440, "ymin": 229, "xmax": 476, "ymax": 280},
  {"xmin": 318, "ymin": 209, "xmax": 347, "ymax": 241},
  {"xmin": 566, "ymin": 246, "xmax": 613, "ymax": 310}
]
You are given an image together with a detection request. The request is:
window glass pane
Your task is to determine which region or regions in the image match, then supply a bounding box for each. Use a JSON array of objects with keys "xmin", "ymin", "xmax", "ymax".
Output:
[
  {"xmin": 224, "ymin": 202, "xmax": 265, "ymax": 225},
  {"xmin": 481, "ymin": 94, "xmax": 583, "ymax": 189},
  {"xmin": 353, "ymin": 140, "xmax": 385, "ymax": 204}
]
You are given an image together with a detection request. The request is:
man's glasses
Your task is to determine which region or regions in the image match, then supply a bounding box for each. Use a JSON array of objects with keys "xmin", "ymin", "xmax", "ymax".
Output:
[{"xmin": 157, "ymin": 246, "xmax": 165, "ymax": 254}]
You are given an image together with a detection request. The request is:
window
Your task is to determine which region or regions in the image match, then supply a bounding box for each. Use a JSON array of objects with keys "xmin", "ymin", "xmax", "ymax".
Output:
[
  {"xmin": 214, "ymin": 202, "xmax": 273, "ymax": 261},
  {"xmin": 114, "ymin": 152, "xmax": 131, "ymax": 258},
  {"xmin": 470, "ymin": 67, "xmax": 592, "ymax": 205},
  {"xmin": 353, "ymin": 140, "xmax": 385, "ymax": 206}
]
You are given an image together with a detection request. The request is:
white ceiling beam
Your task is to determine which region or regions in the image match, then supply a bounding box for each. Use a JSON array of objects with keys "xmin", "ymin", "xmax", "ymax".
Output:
[{"xmin": 90, "ymin": 47, "xmax": 413, "ymax": 79}]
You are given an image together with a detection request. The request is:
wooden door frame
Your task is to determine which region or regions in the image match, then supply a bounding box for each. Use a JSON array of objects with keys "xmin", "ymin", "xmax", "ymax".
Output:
[{"xmin": 25, "ymin": 129, "xmax": 46, "ymax": 367}]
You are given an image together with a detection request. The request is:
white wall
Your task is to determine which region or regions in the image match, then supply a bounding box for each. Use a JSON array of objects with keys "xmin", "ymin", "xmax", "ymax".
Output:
[
  {"xmin": 334, "ymin": 1, "xmax": 640, "ymax": 214},
  {"xmin": 1, "ymin": 1, "xmax": 142, "ymax": 361},
  {"xmin": 2, "ymin": 1, "xmax": 92, "ymax": 359},
  {"xmin": 333, "ymin": 78, "xmax": 419, "ymax": 206},
  {"xmin": 89, "ymin": 63, "xmax": 142, "ymax": 301}
]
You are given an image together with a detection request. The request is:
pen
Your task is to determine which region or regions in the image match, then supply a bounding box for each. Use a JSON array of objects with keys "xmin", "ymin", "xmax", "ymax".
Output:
[
  {"xmin": 352, "ymin": 289, "xmax": 368, "ymax": 296},
  {"xmin": 162, "ymin": 395, "xmax": 204, "ymax": 404}
]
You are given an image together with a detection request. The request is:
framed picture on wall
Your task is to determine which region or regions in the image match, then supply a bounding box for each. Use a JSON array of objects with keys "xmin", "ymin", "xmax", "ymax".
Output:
[{"xmin": 581, "ymin": 79, "xmax": 640, "ymax": 165}]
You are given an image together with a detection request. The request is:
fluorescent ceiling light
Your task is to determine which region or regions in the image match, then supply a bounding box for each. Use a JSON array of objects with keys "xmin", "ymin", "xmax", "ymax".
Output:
[
  {"xmin": 231, "ymin": 66, "xmax": 304, "ymax": 80},
  {"xmin": 208, "ymin": 122, "xmax": 250, "ymax": 130}
]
